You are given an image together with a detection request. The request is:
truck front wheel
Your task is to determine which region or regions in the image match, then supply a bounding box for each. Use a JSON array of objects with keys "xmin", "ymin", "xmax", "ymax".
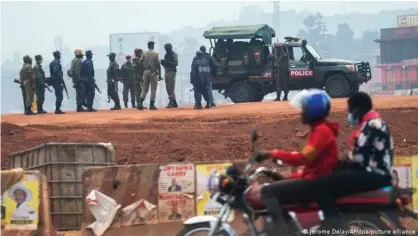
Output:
[
  {"xmin": 325, "ymin": 74, "xmax": 350, "ymax": 98},
  {"xmin": 229, "ymin": 81, "xmax": 254, "ymax": 103}
]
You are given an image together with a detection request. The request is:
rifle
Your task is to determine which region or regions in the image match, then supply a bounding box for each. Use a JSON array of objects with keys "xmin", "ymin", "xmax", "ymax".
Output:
[
  {"xmin": 13, "ymin": 79, "xmax": 26, "ymax": 112},
  {"xmin": 94, "ymin": 84, "xmax": 102, "ymax": 94},
  {"xmin": 61, "ymin": 78, "xmax": 69, "ymax": 99}
]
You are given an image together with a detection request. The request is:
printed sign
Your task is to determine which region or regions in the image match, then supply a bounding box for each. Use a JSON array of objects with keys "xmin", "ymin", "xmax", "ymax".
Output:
[
  {"xmin": 263, "ymin": 72, "xmax": 273, "ymax": 78},
  {"xmin": 120, "ymin": 199, "xmax": 157, "ymax": 226},
  {"xmin": 412, "ymin": 156, "xmax": 418, "ymax": 213},
  {"xmin": 158, "ymin": 193, "xmax": 194, "ymax": 222},
  {"xmin": 397, "ymin": 14, "xmax": 418, "ymax": 28},
  {"xmin": 2, "ymin": 174, "xmax": 39, "ymax": 230},
  {"xmin": 159, "ymin": 164, "xmax": 195, "ymax": 193},
  {"xmin": 290, "ymin": 70, "xmax": 313, "ymax": 78},
  {"xmin": 196, "ymin": 163, "xmax": 234, "ymax": 222}
]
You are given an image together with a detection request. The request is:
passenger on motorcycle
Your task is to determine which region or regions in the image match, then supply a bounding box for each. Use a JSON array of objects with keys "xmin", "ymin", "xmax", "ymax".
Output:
[
  {"xmin": 254, "ymin": 89, "xmax": 340, "ymax": 234},
  {"xmin": 311, "ymin": 92, "xmax": 393, "ymax": 229}
]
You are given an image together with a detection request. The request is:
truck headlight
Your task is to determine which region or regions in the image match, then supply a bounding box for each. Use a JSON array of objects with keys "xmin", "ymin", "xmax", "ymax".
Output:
[{"xmin": 345, "ymin": 65, "xmax": 356, "ymax": 71}]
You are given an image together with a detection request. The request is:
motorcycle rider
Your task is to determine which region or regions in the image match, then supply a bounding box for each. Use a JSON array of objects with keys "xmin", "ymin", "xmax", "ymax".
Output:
[
  {"xmin": 254, "ymin": 89, "xmax": 340, "ymax": 235},
  {"xmin": 311, "ymin": 92, "xmax": 393, "ymax": 229}
]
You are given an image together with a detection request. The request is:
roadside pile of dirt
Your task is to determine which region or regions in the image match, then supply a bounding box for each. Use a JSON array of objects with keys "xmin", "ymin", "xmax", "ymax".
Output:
[{"xmin": 2, "ymin": 108, "xmax": 418, "ymax": 170}]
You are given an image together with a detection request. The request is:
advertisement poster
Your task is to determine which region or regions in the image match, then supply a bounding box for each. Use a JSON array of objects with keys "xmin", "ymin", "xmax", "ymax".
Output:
[
  {"xmin": 196, "ymin": 163, "xmax": 234, "ymax": 222},
  {"xmin": 159, "ymin": 164, "xmax": 195, "ymax": 194},
  {"xmin": 2, "ymin": 174, "xmax": 39, "ymax": 230},
  {"xmin": 412, "ymin": 156, "xmax": 418, "ymax": 213},
  {"xmin": 120, "ymin": 199, "xmax": 157, "ymax": 226},
  {"xmin": 158, "ymin": 193, "xmax": 194, "ymax": 222}
]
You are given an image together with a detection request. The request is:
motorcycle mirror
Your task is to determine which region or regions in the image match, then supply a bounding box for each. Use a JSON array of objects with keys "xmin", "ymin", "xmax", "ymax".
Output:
[{"xmin": 250, "ymin": 128, "xmax": 259, "ymax": 143}]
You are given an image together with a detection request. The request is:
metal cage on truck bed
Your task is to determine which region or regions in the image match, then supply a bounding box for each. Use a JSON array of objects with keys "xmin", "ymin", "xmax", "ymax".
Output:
[{"xmin": 8, "ymin": 142, "xmax": 116, "ymax": 231}]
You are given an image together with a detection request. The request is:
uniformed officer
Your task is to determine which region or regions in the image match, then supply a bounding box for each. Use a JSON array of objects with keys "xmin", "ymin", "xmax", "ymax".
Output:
[
  {"xmin": 33, "ymin": 55, "xmax": 47, "ymax": 114},
  {"xmin": 161, "ymin": 43, "xmax": 179, "ymax": 108},
  {"xmin": 138, "ymin": 41, "xmax": 162, "ymax": 110},
  {"xmin": 132, "ymin": 48, "xmax": 146, "ymax": 110},
  {"xmin": 20, "ymin": 55, "xmax": 36, "ymax": 115},
  {"xmin": 106, "ymin": 52, "xmax": 122, "ymax": 110},
  {"xmin": 50, "ymin": 51, "xmax": 65, "ymax": 114},
  {"xmin": 190, "ymin": 51, "xmax": 212, "ymax": 109},
  {"xmin": 274, "ymin": 46, "xmax": 290, "ymax": 101},
  {"xmin": 81, "ymin": 50, "xmax": 97, "ymax": 112},
  {"xmin": 120, "ymin": 55, "xmax": 135, "ymax": 108},
  {"xmin": 69, "ymin": 49, "xmax": 86, "ymax": 111}
]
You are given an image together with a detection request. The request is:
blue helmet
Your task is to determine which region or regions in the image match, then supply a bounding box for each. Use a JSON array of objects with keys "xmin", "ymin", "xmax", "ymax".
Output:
[{"xmin": 290, "ymin": 89, "xmax": 331, "ymax": 121}]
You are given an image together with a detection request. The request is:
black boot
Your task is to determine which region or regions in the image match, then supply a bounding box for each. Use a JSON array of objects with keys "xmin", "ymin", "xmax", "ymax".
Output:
[
  {"xmin": 37, "ymin": 104, "xmax": 47, "ymax": 114},
  {"xmin": 274, "ymin": 91, "xmax": 281, "ymax": 101},
  {"xmin": 137, "ymin": 99, "xmax": 144, "ymax": 110},
  {"xmin": 210, "ymin": 102, "xmax": 216, "ymax": 107},
  {"xmin": 55, "ymin": 105, "xmax": 65, "ymax": 114},
  {"xmin": 77, "ymin": 105, "xmax": 86, "ymax": 112},
  {"xmin": 194, "ymin": 103, "xmax": 203, "ymax": 109},
  {"xmin": 25, "ymin": 107, "xmax": 36, "ymax": 115},
  {"xmin": 283, "ymin": 93, "xmax": 288, "ymax": 101},
  {"xmin": 124, "ymin": 101, "xmax": 128, "ymax": 108},
  {"xmin": 132, "ymin": 101, "xmax": 136, "ymax": 108},
  {"xmin": 111, "ymin": 100, "xmax": 121, "ymax": 110},
  {"xmin": 149, "ymin": 100, "xmax": 158, "ymax": 110},
  {"xmin": 87, "ymin": 107, "xmax": 97, "ymax": 112},
  {"xmin": 172, "ymin": 99, "xmax": 178, "ymax": 108},
  {"xmin": 205, "ymin": 102, "xmax": 211, "ymax": 109},
  {"xmin": 166, "ymin": 99, "xmax": 173, "ymax": 108}
]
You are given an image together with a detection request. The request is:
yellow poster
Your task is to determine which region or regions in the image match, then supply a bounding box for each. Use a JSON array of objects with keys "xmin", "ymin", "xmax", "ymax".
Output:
[
  {"xmin": 1, "ymin": 174, "xmax": 39, "ymax": 230},
  {"xmin": 412, "ymin": 156, "xmax": 418, "ymax": 213},
  {"xmin": 394, "ymin": 156, "xmax": 412, "ymax": 166},
  {"xmin": 31, "ymin": 94, "xmax": 37, "ymax": 112},
  {"xmin": 196, "ymin": 163, "xmax": 234, "ymax": 222}
]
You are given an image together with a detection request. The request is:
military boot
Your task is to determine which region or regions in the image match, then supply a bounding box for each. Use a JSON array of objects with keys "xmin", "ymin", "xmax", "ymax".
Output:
[
  {"xmin": 194, "ymin": 103, "xmax": 203, "ymax": 109},
  {"xmin": 25, "ymin": 107, "xmax": 35, "ymax": 115},
  {"xmin": 132, "ymin": 101, "xmax": 136, "ymax": 108},
  {"xmin": 166, "ymin": 99, "xmax": 174, "ymax": 108},
  {"xmin": 124, "ymin": 101, "xmax": 128, "ymax": 108},
  {"xmin": 77, "ymin": 105, "xmax": 86, "ymax": 112},
  {"xmin": 210, "ymin": 102, "xmax": 216, "ymax": 107},
  {"xmin": 37, "ymin": 104, "xmax": 47, "ymax": 114},
  {"xmin": 55, "ymin": 105, "xmax": 65, "ymax": 114},
  {"xmin": 172, "ymin": 99, "xmax": 179, "ymax": 108},
  {"xmin": 87, "ymin": 107, "xmax": 97, "ymax": 112},
  {"xmin": 110, "ymin": 100, "xmax": 121, "ymax": 110},
  {"xmin": 205, "ymin": 102, "xmax": 211, "ymax": 109},
  {"xmin": 149, "ymin": 100, "xmax": 158, "ymax": 110},
  {"xmin": 283, "ymin": 93, "xmax": 288, "ymax": 101},
  {"xmin": 137, "ymin": 99, "xmax": 144, "ymax": 110},
  {"xmin": 274, "ymin": 91, "xmax": 281, "ymax": 101}
]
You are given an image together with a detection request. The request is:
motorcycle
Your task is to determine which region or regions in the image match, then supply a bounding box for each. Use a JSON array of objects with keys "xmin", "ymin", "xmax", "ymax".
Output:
[{"xmin": 176, "ymin": 128, "xmax": 416, "ymax": 236}]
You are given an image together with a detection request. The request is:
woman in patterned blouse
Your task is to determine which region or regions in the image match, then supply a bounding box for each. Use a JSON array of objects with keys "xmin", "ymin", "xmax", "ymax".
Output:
[{"xmin": 312, "ymin": 92, "xmax": 393, "ymax": 230}]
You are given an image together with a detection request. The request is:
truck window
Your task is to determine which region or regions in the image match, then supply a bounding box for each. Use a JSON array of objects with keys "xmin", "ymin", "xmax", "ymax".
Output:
[{"xmin": 290, "ymin": 46, "xmax": 307, "ymax": 63}]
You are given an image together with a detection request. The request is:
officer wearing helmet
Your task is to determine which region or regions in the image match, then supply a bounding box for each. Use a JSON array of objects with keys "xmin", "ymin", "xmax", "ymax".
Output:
[
  {"xmin": 49, "ymin": 51, "xmax": 65, "ymax": 114},
  {"xmin": 132, "ymin": 48, "xmax": 146, "ymax": 110},
  {"xmin": 106, "ymin": 52, "xmax": 122, "ymax": 110},
  {"xmin": 120, "ymin": 54, "xmax": 135, "ymax": 108},
  {"xmin": 33, "ymin": 55, "xmax": 47, "ymax": 114},
  {"xmin": 80, "ymin": 50, "xmax": 97, "ymax": 112},
  {"xmin": 253, "ymin": 89, "xmax": 339, "ymax": 235},
  {"xmin": 138, "ymin": 40, "xmax": 162, "ymax": 110},
  {"xmin": 69, "ymin": 49, "xmax": 86, "ymax": 112},
  {"xmin": 161, "ymin": 43, "xmax": 179, "ymax": 108},
  {"xmin": 20, "ymin": 55, "xmax": 36, "ymax": 115}
]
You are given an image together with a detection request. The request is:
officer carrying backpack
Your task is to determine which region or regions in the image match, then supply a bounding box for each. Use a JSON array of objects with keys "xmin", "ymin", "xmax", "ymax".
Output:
[{"xmin": 195, "ymin": 57, "xmax": 211, "ymax": 84}]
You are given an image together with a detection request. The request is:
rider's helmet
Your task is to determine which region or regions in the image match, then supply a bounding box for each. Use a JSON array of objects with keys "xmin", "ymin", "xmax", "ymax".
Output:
[{"xmin": 290, "ymin": 89, "xmax": 331, "ymax": 124}]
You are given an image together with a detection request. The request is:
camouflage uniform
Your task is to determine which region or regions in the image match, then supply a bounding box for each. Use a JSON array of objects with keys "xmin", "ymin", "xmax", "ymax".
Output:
[
  {"xmin": 69, "ymin": 49, "xmax": 86, "ymax": 111},
  {"xmin": 120, "ymin": 57, "xmax": 135, "ymax": 108},
  {"xmin": 162, "ymin": 43, "xmax": 179, "ymax": 108},
  {"xmin": 132, "ymin": 49, "xmax": 145, "ymax": 109},
  {"xmin": 138, "ymin": 41, "xmax": 161, "ymax": 110},
  {"xmin": 106, "ymin": 53, "xmax": 121, "ymax": 110},
  {"xmin": 275, "ymin": 47, "xmax": 290, "ymax": 101},
  {"xmin": 20, "ymin": 56, "xmax": 36, "ymax": 115},
  {"xmin": 33, "ymin": 55, "xmax": 47, "ymax": 113}
]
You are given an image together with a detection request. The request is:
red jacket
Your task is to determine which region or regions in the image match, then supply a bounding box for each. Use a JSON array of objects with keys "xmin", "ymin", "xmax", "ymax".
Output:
[{"xmin": 269, "ymin": 120, "xmax": 339, "ymax": 180}]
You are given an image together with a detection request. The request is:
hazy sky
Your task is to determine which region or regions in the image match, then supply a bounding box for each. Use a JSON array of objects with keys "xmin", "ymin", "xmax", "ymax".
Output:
[{"xmin": 1, "ymin": 1, "xmax": 418, "ymax": 61}]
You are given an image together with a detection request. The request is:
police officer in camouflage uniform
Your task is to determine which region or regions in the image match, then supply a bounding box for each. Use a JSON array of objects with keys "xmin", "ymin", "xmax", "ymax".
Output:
[
  {"xmin": 33, "ymin": 55, "xmax": 47, "ymax": 114},
  {"xmin": 49, "ymin": 51, "xmax": 65, "ymax": 114},
  {"xmin": 138, "ymin": 41, "xmax": 162, "ymax": 111},
  {"xmin": 69, "ymin": 49, "xmax": 86, "ymax": 112},
  {"xmin": 161, "ymin": 43, "xmax": 179, "ymax": 108},
  {"xmin": 120, "ymin": 55, "xmax": 135, "ymax": 108},
  {"xmin": 81, "ymin": 50, "xmax": 97, "ymax": 112},
  {"xmin": 274, "ymin": 46, "xmax": 290, "ymax": 101},
  {"xmin": 20, "ymin": 55, "xmax": 36, "ymax": 115},
  {"xmin": 107, "ymin": 52, "xmax": 122, "ymax": 110},
  {"xmin": 132, "ymin": 48, "xmax": 146, "ymax": 110}
]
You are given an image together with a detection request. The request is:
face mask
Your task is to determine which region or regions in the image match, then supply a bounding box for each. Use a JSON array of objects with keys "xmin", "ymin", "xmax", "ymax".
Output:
[{"xmin": 347, "ymin": 113, "xmax": 358, "ymax": 126}]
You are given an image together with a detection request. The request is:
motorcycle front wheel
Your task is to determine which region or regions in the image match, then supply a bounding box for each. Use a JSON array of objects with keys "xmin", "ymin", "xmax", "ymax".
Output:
[{"xmin": 175, "ymin": 222, "xmax": 232, "ymax": 236}]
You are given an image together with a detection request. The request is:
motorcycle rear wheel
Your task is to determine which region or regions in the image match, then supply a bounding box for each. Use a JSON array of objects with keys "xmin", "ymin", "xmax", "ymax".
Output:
[
  {"xmin": 344, "ymin": 213, "xmax": 396, "ymax": 235},
  {"xmin": 175, "ymin": 222, "xmax": 231, "ymax": 236}
]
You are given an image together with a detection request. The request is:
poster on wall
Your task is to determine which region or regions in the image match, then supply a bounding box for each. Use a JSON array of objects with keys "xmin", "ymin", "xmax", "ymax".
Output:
[
  {"xmin": 412, "ymin": 156, "xmax": 418, "ymax": 213},
  {"xmin": 2, "ymin": 174, "xmax": 39, "ymax": 230},
  {"xmin": 158, "ymin": 164, "xmax": 195, "ymax": 194},
  {"xmin": 195, "ymin": 163, "xmax": 234, "ymax": 222},
  {"xmin": 158, "ymin": 193, "xmax": 194, "ymax": 222}
]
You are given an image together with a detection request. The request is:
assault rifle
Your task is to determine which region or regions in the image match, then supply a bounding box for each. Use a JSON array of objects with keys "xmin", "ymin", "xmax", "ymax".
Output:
[{"xmin": 13, "ymin": 79, "xmax": 52, "ymax": 92}]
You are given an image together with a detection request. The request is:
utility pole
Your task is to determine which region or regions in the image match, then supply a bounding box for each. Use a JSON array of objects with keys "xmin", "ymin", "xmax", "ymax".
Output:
[
  {"xmin": 271, "ymin": 1, "xmax": 280, "ymax": 42},
  {"xmin": 55, "ymin": 36, "xmax": 63, "ymax": 52}
]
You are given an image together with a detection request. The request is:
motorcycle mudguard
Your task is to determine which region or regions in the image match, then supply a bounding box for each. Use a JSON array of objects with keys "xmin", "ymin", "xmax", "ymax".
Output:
[{"xmin": 183, "ymin": 216, "xmax": 236, "ymax": 236}]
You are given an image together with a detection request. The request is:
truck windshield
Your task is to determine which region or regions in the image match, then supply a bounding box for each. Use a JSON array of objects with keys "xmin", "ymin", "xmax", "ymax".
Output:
[{"xmin": 306, "ymin": 44, "xmax": 321, "ymax": 60}]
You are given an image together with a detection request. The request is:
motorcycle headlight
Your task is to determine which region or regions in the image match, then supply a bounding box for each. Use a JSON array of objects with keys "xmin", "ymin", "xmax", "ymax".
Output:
[{"xmin": 207, "ymin": 171, "xmax": 221, "ymax": 195}]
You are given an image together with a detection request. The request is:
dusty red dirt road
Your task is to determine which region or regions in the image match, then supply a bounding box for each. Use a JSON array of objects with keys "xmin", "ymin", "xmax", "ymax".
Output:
[{"xmin": 2, "ymin": 95, "xmax": 418, "ymax": 235}]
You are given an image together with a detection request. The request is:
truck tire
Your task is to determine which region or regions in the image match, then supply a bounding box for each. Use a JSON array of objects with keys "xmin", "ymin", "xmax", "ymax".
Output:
[
  {"xmin": 252, "ymin": 92, "xmax": 265, "ymax": 102},
  {"xmin": 229, "ymin": 81, "xmax": 254, "ymax": 103},
  {"xmin": 325, "ymin": 74, "xmax": 350, "ymax": 98}
]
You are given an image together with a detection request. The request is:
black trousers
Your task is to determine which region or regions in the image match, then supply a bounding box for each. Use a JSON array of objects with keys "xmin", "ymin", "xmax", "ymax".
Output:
[{"xmin": 312, "ymin": 169, "xmax": 392, "ymax": 218}]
